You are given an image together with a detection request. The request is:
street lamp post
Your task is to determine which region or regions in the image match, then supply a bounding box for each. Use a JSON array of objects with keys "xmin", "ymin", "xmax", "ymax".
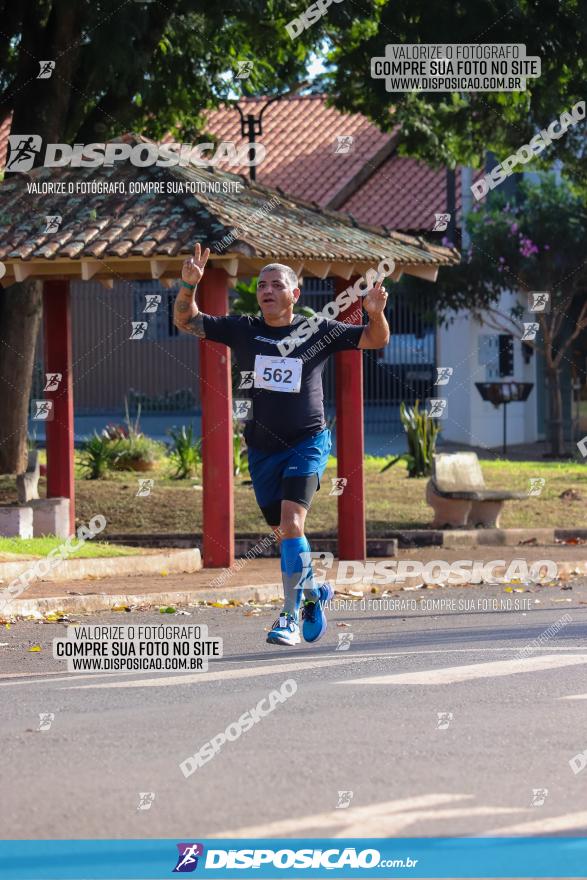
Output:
[
  {"xmin": 475, "ymin": 381, "xmax": 534, "ymax": 456},
  {"xmin": 234, "ymin": 97, "xmax": 281, "ymax": 182}
]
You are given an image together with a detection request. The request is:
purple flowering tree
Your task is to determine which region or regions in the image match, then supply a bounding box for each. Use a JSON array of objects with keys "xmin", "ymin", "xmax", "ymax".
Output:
[{"xmin": 434, "ymin": 175, "xmax": 587, "ymax": 456}]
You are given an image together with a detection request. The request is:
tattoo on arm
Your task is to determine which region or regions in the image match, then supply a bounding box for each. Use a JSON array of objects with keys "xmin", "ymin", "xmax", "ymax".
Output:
[
  {"xmin": 175, "ymin": 299, "xmax": 191, "ymax": 313},
  {"xmin": 185, "ymin": 312, "xmax": 206, "ymax": 338}
]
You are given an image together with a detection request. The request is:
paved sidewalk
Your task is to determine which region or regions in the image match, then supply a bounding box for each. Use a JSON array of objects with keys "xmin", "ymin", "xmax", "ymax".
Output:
[{"xmin": 2, "ymin": 545, "xmax": 584, "ymax": 618}]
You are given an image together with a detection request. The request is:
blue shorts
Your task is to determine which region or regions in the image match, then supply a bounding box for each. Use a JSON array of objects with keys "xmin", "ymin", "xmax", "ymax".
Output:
[{"xmin": 248, "ymin": 428, "xmax": 332, "ymax": 515}]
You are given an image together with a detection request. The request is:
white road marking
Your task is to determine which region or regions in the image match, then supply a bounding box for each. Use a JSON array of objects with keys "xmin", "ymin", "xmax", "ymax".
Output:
[
  {"xmin": 0, "ymin": 646, "xmax": 584, "ymax": 689},
  {"xmin": 339, "ymin": 654, "xmax": 587, "ymax": 686},
  {"xmin": 60, "ymin": 655, "xmax": 377, "ymax": 689},
  {"xmin": 217, "ymin": 795, "xmax": 522, "ymax": 838},
  {"xmin": 484, "ymin": 811, "xmax": 587, "ymax": 835},
  {"xmin": 560, "ymin": 693, "xmax": 587, "ymax": 700}
]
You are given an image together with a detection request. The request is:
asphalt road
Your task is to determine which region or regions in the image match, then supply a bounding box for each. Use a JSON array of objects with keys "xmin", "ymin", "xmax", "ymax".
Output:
[{"xmin": 1, "ymin": 579, "xmax": 587, "ymax": 840}]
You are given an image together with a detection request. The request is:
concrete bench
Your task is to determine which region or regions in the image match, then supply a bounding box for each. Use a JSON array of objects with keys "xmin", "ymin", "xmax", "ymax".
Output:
[{"xmin": 426, "ymin": 452, "xmax": 526, "ymax": 528}]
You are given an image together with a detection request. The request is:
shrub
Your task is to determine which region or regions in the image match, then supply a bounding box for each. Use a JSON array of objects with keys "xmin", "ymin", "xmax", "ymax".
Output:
[
  {"xmin": 167, "ymin": 425, "xmax": 202, "ymax": 479},
  {"xmin": 381, "ymin": 400, "xmax": 440, "ymax": 478},
  {"xmin": 80, "ymin": 432, "xmax": 122, "ymax": 480}
]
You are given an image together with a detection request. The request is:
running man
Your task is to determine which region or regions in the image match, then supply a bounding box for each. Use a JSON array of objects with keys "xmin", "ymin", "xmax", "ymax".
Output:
[{"xmin": 174, "ymin": 244, "xmax": 390, "ymax": 646}]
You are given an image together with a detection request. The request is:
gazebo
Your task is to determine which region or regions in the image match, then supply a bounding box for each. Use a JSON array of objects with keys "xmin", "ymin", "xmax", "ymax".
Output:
[{"xmin": 0, "ymin": 135, "xmax": 459, "ymax": 567}]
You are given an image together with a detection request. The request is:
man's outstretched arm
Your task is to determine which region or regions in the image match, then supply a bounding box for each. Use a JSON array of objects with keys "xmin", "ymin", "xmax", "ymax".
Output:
[
  {"xmin": 173, "ymin": 242, "xmax": 210, "ymax": 337},
  {"xmin": 358, "ymin": 281, "xmax": 390, "ymax": 349}
]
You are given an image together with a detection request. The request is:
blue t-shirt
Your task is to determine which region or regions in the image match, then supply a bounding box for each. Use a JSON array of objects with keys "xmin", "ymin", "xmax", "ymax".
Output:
[{"xmin": 202, "ymin": 313, "xmax": 364, "ymax": 452}]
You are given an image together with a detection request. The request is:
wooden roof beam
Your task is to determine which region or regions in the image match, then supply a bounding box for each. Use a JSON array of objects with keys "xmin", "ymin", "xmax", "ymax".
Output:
[{"xmin": 402, "ymin": 264, "xmax": 439, "ymax": 282}]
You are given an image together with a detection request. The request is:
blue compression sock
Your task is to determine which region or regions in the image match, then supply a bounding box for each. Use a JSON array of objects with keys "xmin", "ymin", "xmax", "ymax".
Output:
[
  {"xmin": 300, "ymin": 535, "xmax": 320, "ymax": 602},
  {"xmin": 281, "ymin": 537, "xmax": 311, "ymax": 619}
]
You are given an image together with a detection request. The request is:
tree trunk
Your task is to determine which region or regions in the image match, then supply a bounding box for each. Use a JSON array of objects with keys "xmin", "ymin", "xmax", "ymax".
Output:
[
  {"xmin": 545, "ymin": 365, "xmax": 565, "ymax": 457},
  {"xmin": 0, "ymin": 280, "xmax": 43, "ymax": 474}
]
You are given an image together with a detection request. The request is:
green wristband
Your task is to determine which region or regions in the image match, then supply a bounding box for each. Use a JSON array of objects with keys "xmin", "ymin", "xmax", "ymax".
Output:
[{"xmin": 180, "ymin": 280, "xmax": 197, "ymax": 292}]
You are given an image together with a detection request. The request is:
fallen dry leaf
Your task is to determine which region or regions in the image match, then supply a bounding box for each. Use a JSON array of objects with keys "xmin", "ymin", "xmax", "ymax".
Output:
[{"xmin": 559, "ymin": 489, "xmax": 582, "ymax": 502}]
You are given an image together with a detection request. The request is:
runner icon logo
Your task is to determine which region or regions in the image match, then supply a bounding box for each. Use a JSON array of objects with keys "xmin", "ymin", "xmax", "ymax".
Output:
[{"xmin": 173, "ymin": 843, "xmax": 204, "ymax": 873}]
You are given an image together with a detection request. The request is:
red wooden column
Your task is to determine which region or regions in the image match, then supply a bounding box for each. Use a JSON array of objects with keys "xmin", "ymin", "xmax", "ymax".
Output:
[
  {"xmin": 43, "ymin": 280, "xmax": 75, "ymax": 534},
  {"xmin": 198, "ymin": 267, "xmax": 234, "ymax": 568},
  {"xmin": 334, "ymin": 277, "xmax": 366, "ymax": 562}
]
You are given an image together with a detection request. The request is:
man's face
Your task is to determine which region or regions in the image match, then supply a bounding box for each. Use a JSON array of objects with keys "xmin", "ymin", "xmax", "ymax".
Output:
[{"xmin": 257, "ymin": 269, "xmax": 299, "ymax": 320}]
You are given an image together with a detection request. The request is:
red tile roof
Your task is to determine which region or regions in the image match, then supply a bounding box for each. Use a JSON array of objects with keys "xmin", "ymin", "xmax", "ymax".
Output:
[
  {"xmin": 204, "ymin": 95, "xmax": 478, "ymax": 232},
  {"xmin": 205, "ymin": 95, "xmax": 394, "ymax": 208},
  {"xmin": 343, "ymin": 154, "xmax": 453, "ymax": 231}
]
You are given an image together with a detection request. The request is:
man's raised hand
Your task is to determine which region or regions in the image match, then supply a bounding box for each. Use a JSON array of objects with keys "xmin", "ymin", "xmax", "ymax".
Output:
[
  {"xmin": 182, "ymin": 242, "xmax": 210, "ymax": 287},
  {"xmin": 363, "ymin": 281, "xmax": 389, "ymax": 316}
]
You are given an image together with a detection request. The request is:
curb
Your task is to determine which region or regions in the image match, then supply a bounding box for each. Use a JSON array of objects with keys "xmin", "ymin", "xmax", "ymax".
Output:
[
  {"xmin": 103, "ymin": 529, "xmax": 587, "ymax": 551},
  {"xmin": 4, "ymin": 559, "xmax": 587, "ymax": 618},
  {"xmin": 0, "ymin": 548, "xmax": 201, "ymax": 586},
  {"xmin": 4, "ymin": 582, "xmax": 283, "ymax": 617}
]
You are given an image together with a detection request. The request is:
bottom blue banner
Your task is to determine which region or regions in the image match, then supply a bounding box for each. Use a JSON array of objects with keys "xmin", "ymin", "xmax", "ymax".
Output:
[{"xmin": 0, "ymin": 838, "xmax": 586, "ymax": 879}]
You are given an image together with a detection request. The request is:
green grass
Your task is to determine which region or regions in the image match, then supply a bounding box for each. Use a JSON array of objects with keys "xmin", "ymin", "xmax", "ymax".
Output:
[
  {"xmin": 0, "ymin": 537, "xmax": 142, "ymax": 559},
  {"xmin": 0, "ymin": 454, "xmax": 585, "ymax": 538}
]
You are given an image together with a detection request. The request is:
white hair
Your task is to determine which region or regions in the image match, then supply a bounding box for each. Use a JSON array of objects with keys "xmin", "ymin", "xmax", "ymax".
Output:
[{"xmin": 259, "ymin": 263, "xmax": 298, "ymax": 290}]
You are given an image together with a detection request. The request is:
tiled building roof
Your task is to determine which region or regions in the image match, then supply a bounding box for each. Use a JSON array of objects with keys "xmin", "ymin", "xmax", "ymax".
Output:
[
  {"xmin": 204, "ymin": 95, "xmax": 395, "ymax": 208},
  {"xmin": 204, "ymin": 95, "xmax": 480, "ymax": 232},
  {"xmin": 0, "ymin": 136, "xmax": 458, "ymax": 285}
]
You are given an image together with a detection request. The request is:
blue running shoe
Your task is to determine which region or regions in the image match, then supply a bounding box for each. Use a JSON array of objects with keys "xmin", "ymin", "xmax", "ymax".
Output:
[
  {"xmin": 266, "ymin": 612, "xmax": 300, "ymax": 646},
  {"xmin": 302, "ymin": 583, "xmax": 334, "ymax": 642}
]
